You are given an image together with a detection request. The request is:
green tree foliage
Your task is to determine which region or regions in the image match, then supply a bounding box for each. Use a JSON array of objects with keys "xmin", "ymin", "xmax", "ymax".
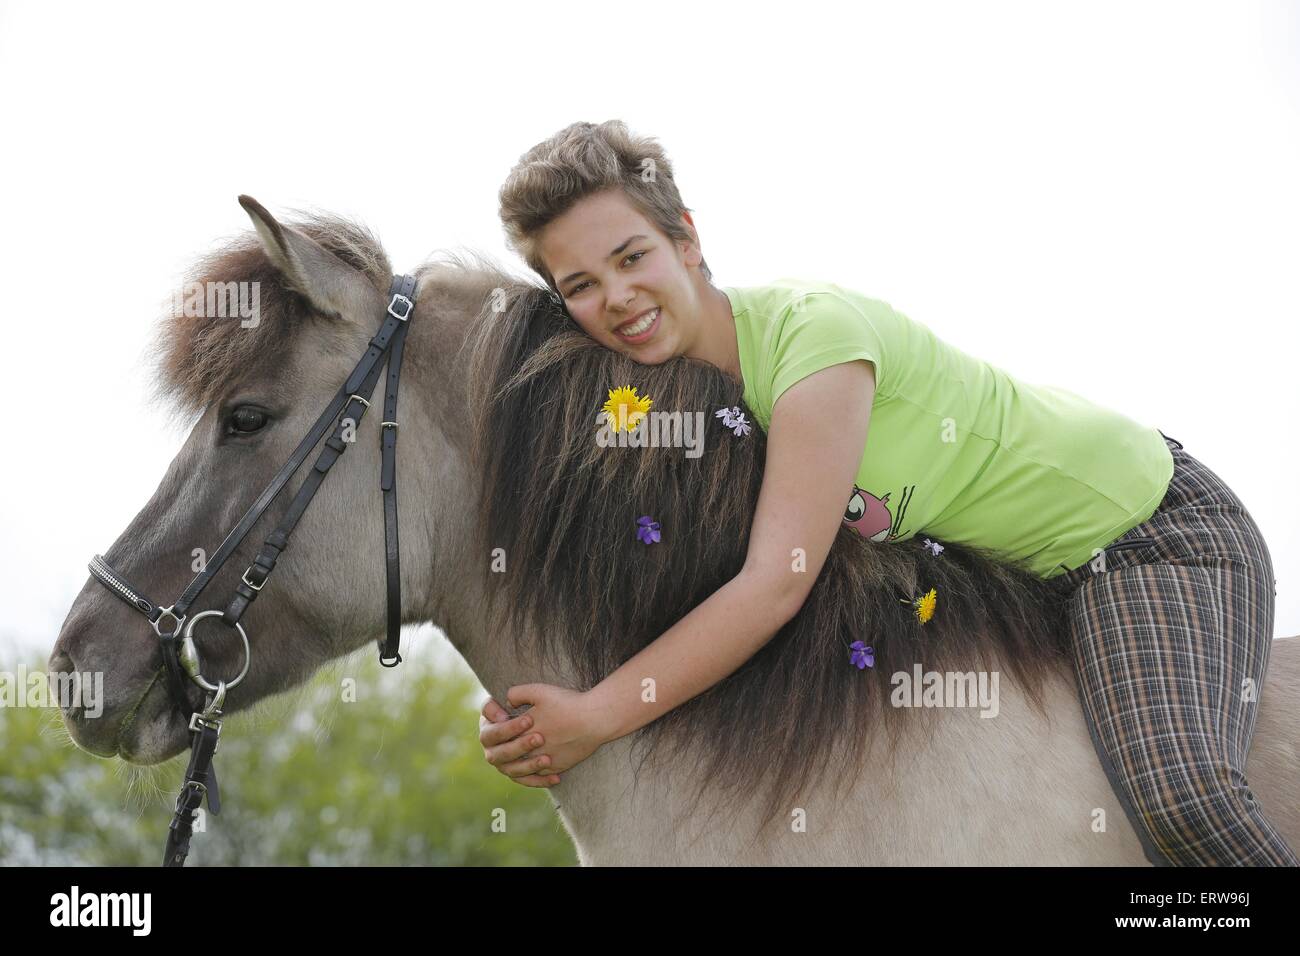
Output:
[{"xmin": 0, "ymin": 647, "xmax": 577, "ymax": 866}]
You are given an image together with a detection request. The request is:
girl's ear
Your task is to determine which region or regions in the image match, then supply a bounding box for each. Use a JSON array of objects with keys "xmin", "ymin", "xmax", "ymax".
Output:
[
  {"xmin": 675, "ymin": 215, "xmax": 704, "ymax": 267},
  {"xmin": 680, "ymin": 238, "xmax": 704, "ymax": 269}
]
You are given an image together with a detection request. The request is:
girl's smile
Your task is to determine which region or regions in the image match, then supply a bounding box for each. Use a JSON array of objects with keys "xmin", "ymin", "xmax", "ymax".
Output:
[{"xmin": 612, "ymin": 306, "xmax": 661, "ymax": 343}]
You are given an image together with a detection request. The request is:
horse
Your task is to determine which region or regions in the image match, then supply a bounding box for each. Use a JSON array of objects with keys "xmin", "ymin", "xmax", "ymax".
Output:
[{"xmin": 51, "ymin": 197, "xmax": 1300, "ymax": 864}]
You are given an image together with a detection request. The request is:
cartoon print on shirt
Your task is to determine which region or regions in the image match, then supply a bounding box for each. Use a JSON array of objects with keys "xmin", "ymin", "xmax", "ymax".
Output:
[{"xmin": 842, "ymin": 483, "xmax": 915, "ymax": 542}]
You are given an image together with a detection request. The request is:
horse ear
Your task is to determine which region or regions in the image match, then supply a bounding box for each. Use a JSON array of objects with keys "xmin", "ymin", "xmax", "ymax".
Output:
[{"xmin": 237, "ymin": 194, "xmax": 380, "ymax": 323}]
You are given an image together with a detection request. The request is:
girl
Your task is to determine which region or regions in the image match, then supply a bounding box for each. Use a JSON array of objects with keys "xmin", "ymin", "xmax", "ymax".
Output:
[{"xmin": 478, "ymin": 119, "xmax": 1296, "ymax": 866}]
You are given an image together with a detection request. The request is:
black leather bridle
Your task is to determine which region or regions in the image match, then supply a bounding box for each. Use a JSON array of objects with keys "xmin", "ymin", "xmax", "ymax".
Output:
[{"xmin": 86, "ymin": 274, "xmax": 418, "ymax": 867}]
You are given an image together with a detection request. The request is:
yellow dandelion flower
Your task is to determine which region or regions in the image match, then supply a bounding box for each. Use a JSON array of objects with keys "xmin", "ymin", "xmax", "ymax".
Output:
[
  {"xmin": 601, "ymin": 386, "xmax": 653, "ymax": 433},
  {"xmin": 899, "ymin": 588, "xmax": 938, "ymax": 624},
  {"xmin": 914, "ymin": 587, "xmax": 937, "ymax": 624}
]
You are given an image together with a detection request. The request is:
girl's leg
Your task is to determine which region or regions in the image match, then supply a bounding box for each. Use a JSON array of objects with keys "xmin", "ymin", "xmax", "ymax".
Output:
[{"xmin": 1065, "ymin": 441, "xmax": 1297, "ymax": 866}]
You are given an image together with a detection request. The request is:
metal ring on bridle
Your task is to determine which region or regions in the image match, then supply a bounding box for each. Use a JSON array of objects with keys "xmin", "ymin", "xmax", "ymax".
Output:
[{"xmin": 179, "ymin": 610, "xmax": 250, "ymax": 692}]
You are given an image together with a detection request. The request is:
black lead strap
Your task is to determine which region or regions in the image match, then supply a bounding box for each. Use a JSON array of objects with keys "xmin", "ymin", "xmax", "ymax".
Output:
[
  {"xmin": 164, "ymin": 716, "xmax": 221, "ymax": 867},
  {"xmin": 86, "ymin": 273, "xmax": 418, "ymax": 867}
]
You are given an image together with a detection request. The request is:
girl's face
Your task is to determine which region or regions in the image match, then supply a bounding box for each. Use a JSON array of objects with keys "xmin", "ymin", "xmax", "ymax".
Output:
[{"xmin": 538, "ymin": 188, "xmax": 707, "ymax": 365}]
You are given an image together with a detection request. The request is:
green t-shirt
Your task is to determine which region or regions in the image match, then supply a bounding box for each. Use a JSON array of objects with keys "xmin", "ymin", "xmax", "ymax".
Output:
[{"xmin": 722, "ymin": 278, "xmax": 1174, "ymax": 579}]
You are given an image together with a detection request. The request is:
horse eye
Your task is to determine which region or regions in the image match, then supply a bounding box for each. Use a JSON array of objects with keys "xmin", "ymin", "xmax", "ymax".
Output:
[{"xmin": 228, "ymin": 406, "xmax": 269, "ymax": 434}]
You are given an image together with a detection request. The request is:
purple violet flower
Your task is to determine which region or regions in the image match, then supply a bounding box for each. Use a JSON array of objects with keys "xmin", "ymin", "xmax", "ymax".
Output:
[{"xmin": 636, "ymin": 515, "xmax": 661, "ymax": 544}]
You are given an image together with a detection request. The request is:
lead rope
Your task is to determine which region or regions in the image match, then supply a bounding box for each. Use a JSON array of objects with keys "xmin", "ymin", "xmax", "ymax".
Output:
[{"xmin": 164, "ymin": 684, "xmax": 225, "ymax": 867}]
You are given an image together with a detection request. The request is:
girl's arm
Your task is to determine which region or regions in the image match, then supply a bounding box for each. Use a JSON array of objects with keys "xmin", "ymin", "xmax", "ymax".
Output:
[{"xmin": 588, "ymin": 358, "xmax": 876, "ymax": 741}]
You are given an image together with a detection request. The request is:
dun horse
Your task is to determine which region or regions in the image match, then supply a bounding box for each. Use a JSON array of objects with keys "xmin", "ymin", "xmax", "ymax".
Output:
[{"xmin": 51, "ymin": 198, "xmax": 1300, "ymax": 864}]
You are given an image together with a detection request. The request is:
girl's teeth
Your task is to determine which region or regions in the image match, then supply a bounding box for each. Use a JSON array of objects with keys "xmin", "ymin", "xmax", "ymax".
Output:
[{"xmin": 617, "ymin": 308, "xmax": 658, "ymax": 337}]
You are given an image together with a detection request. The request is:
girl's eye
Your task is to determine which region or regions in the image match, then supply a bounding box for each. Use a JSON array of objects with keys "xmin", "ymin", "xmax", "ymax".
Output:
[
  {"xmin": 567, "ymin": 251, "xmax": 647, "ymax": 296},
  {"xmin": 227, "ymin": 406, "xmax": 269, "ymax": 434}
]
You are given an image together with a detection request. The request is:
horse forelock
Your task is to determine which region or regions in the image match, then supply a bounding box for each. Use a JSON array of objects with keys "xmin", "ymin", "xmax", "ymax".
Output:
[{"xmin": 146, "ymin": 212, "xmax": 394, "ymax": 419}]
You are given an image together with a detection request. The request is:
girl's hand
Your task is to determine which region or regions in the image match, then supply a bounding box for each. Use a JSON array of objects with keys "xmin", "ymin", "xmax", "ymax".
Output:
[
  {"xmin": 480, "ymin": 696, "xmax": 561, "ymax": 788},
  {"xmin": 504, "ymin": 683, "xmax": 612, "ymax": 775}
]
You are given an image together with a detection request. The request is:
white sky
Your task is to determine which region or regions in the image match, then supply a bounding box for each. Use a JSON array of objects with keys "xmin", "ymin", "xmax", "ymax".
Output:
[{"xmin": 2, "ymin": 0, "xmax": 1298, "ymax": 665}]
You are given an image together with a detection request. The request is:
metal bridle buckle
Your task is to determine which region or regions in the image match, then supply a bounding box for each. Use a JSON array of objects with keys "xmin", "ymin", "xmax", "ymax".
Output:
[
  {"xmin": 174, "ymin": 778, "xmax": 209, "ymax": 816},
  {"xmin": 176, "ymin": 778, "xmax": 207, "ymax": 801},
  {"xmin": 152, "ymin": 605, "xmax": 187, "ymax": 639},
  {"xmin": 240, "ymin": 567, "xmax": 267, "ymax": 592},
  {"xmin": 188, "ymin": 709, "xmax": 223, "ymax": 733},
  {"xmin": 387, "ymin": 293, "xmax": 414, "ymax": 321},
  {"xmin": 187, "ymin": 681, "xmax": 225, "ymax": 761},
  {"xmin": 179, "ymin": 610, "xmax": 251, "ymax": 693}
]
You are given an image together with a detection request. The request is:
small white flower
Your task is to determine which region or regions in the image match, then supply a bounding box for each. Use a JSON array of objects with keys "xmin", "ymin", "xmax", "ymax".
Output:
[
  {"xmin": 729, "ymin": 413, "xmax": 751, "ymax": 437},
  {"xmin": 715, "ymin": 405, "xmax": 743, "ymax": 429},
  {"xmin": 923, "ymin": 538, "xmax": 945, "ymax": 556}
]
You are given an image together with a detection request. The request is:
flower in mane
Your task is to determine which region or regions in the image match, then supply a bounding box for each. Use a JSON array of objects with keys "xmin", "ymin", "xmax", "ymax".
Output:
[{"xmin": 602, "ymin": 386, "xmax": 652, "ymax": 432}]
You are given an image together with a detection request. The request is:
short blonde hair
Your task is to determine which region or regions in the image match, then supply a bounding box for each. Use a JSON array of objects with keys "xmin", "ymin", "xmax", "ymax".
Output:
[{"xmin": 498, "ymin": 120, "xmax": 712, "ymax": 294}]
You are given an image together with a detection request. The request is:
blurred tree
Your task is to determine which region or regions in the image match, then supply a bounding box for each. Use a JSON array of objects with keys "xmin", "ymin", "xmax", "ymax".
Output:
[{"xmin": 0, "ymin": 642, "xmax": 577, "ymax": 866}]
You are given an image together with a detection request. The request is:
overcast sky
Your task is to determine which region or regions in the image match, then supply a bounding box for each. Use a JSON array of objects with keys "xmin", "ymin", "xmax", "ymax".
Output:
[{"xmin": 2, "ymin": 0, "xmax": 1297, "ymax": 667}]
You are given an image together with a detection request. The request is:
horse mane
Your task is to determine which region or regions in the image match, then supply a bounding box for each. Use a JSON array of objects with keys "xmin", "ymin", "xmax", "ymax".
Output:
[{"xmin": 463, "ymin": 279, "xmax": 1076, "ymax": 835}]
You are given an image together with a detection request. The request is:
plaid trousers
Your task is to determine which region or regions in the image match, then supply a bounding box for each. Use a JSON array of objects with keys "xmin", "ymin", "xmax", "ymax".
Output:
[{"xmin": 1053, "ymin": 432, "xmax": 1297, "ymax": 866}]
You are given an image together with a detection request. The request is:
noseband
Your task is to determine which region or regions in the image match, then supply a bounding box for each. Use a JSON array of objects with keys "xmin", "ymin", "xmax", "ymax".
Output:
[{"xmin": 86, "ymin": 274, "xmax": 418, "ymax": 867}]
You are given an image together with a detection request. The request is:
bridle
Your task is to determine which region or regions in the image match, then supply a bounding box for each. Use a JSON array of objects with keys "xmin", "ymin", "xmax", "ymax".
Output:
[{"xmin": 86, "ymin": 274, "xmax": 418, "ymax": 867}]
